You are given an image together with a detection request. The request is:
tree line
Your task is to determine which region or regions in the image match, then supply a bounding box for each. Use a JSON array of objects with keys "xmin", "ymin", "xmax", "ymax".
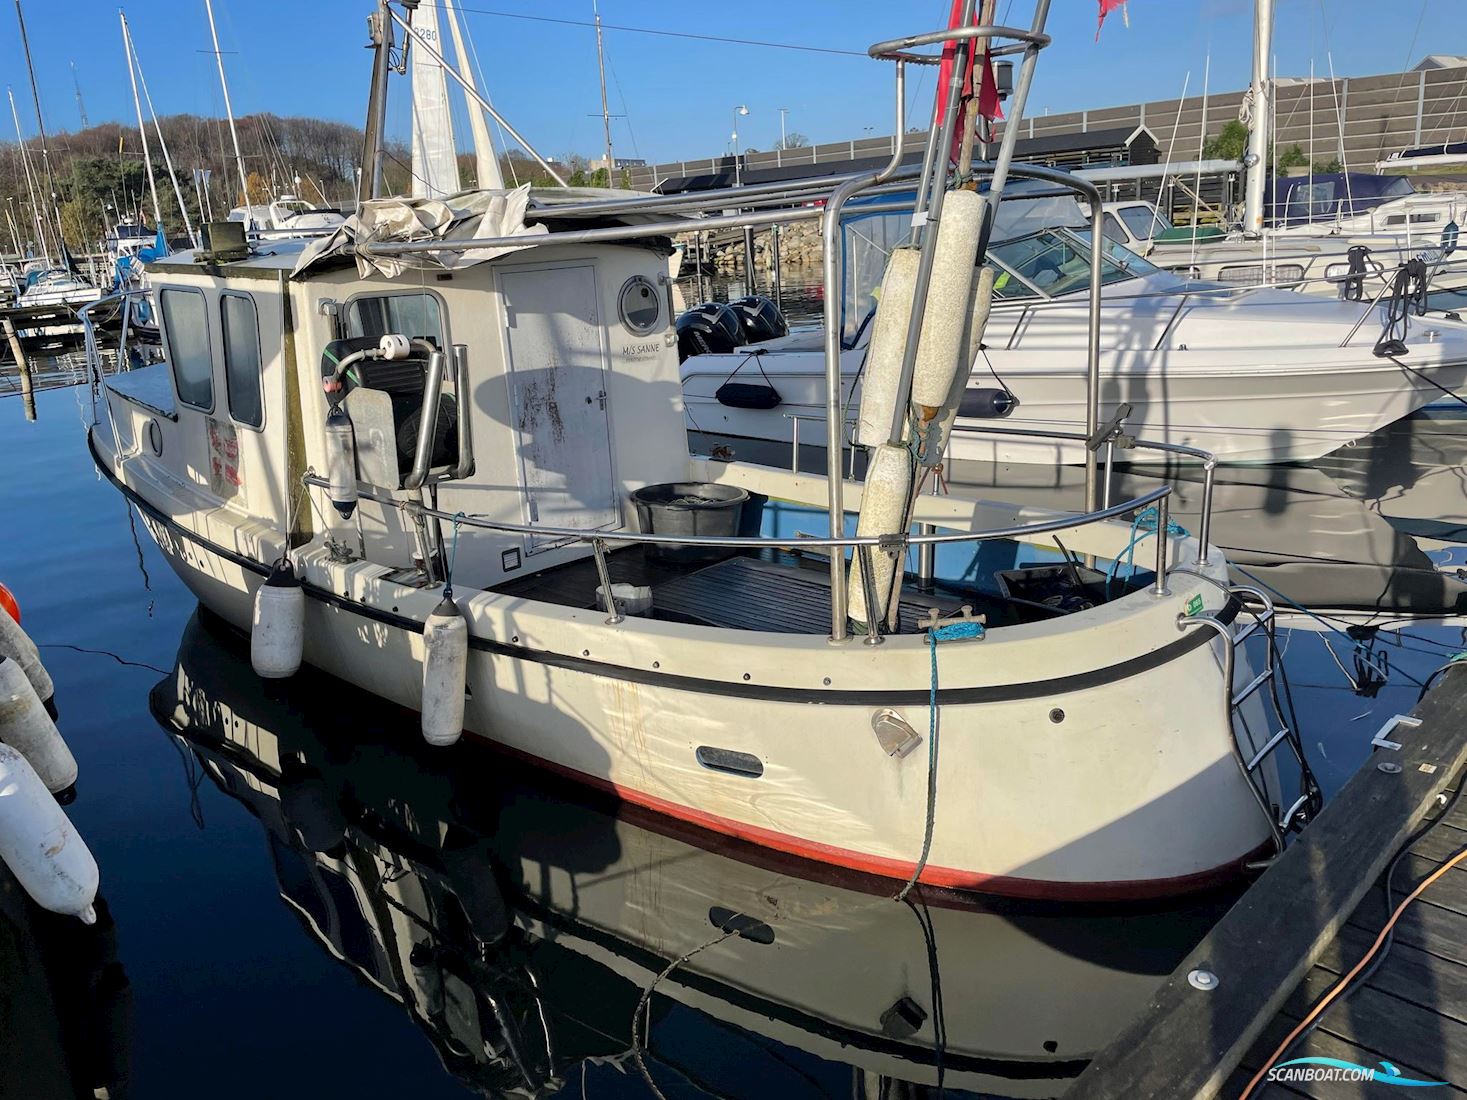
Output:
[{"xmin": 4, "ymin": 111, "xmax": 602, "ymax": 255}]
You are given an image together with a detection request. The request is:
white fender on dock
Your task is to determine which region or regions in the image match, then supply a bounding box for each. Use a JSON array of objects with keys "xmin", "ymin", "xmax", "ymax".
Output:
[
  {"xmin": 251, "ymin": 560, "xmax": 305, "ymax": 679},
  {"xmin": 855, "ymin": 246, "xmax": 919, "ymax": 448},
  {"xmin": 0, "ymin": 656, "xmax": 78, "ymax": 796},
  {"xmin": 324, "ymin": 405, "xmax": 359, "ymax": 519},
  {"xmin": 910, "ymin": 188, "xmax": 984, "ymax": 414},
  {"xmin": 0, "ymin": 743, "xmax": 98, "ymax": 923},
  {"xmin": 846, "ymin": 443, "xmax": 914, "ymax": 631},
  {"xmin": 421, "ymin": 596, "xmax": 468, "ymax": 747},
  {"xmin": 0, "ymin": 606, "xmax": 55, "ymax": 714}
]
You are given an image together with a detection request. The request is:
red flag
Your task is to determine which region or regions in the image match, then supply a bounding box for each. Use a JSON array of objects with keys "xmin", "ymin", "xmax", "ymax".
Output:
[
  {"xmin": 978, "ymin": 55, "xmax": 1004, "ymax": 122},
  {"xmin": 1097, "ymin": 0, "xmax": 1127, "ymax": 40}
]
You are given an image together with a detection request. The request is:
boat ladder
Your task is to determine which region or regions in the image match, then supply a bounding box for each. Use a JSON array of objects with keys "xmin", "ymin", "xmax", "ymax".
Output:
[{"xmin": 1181, "ymin": 583, "xmax": 1322, "ymax": 860}]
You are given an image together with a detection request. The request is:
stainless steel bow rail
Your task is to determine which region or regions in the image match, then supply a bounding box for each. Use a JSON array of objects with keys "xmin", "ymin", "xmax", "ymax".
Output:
[{"xmin": 299, "ymin": 472, "xmax": 1180, "ymax": 634}]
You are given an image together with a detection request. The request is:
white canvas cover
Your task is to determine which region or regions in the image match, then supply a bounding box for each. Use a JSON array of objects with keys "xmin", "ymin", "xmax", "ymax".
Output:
[{"xmin": 291, "ymin": 186, "xmax": 547, "ymax": 278}]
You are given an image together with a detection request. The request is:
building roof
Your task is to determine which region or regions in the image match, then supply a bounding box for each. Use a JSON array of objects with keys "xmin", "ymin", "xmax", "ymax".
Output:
[{"xmin": 1413, "ymin": 55, "xmax": 1467, "ymax": 71}]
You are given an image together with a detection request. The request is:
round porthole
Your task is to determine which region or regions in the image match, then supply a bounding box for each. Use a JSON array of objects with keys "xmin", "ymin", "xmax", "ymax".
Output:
[
  {"xmin": 618, "ymin": 275, "xmax": 661, "ymax": 335},
  {"xmin": 145, "ymin": 418, "xmax": 163, "ymax": 456}
]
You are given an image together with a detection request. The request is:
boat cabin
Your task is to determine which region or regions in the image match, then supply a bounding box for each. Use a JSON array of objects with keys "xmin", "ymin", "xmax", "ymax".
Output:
[{"xmin": 110, "ymin": 215, "xmax": 691, "ymax": 596}]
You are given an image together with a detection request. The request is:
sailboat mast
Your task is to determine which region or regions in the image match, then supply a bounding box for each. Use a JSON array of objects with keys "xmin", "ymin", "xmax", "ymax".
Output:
[
  {"xmin": 594, "ymin": 1, "xmax": 614, "ymax": 188},
  {"xmin": 1243, "ymin": 0, "xmax": 1273, "ymax": 234},
  {"xmin": 131, "ymin": 30, "xmax": 199, "ymax": 245},
  {"xmin": 120, "ymin": 12, "xmax": 166, "ymax": 237},
  {"xmin": 14, "ymin": 0, "xmax": 64, "ymax": 253},
  {"xmin": 203, "ymin": 0, "xmax": 252, "ymax": 213},
  {"xmin": 8, "ymin": 87, "xmax": 49, "ymax": 263}
]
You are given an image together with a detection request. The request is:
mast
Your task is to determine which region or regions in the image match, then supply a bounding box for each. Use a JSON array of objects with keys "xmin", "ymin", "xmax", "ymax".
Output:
[
  {"xmin": 120, "ymin": 12, "xmax": 166, "ymax": 238},
  {"xmin": 203, "ymin": 0, "xmax": 252, "ymax": 214},
  {"xmin": 8, "ymin": 87, "xmax": 49, "ymax": 262},
  {"xmin": 594, "ymin": 1, "xmax": 614, "ymax": 187},
  {"xmin": 70, "ymin": 61, "xmax": 88, "ymax": 129},
  {"xmin": 1243, "ymin": 0, "xmax": 1272, "ymax": 234},
  {"xmin": 358, "ymin": 0, "xmax": 394, "ymax": 204},
  {"xmin": 129, "ymin": 24, "xmax": 199, "ymax": 245},
  {"xmin": 14, "ymin": 0, "xmax": 64, "ymax": 254}
]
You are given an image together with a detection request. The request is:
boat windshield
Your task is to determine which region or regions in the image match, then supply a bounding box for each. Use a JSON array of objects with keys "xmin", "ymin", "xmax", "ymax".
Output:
[
  {"xmin": 988, "ymin": 229, "xmax": 1157, "ymax": 298},
  {"xmin": 839, "ymin": 217, "xmax": 1159, "ymax": 345}
]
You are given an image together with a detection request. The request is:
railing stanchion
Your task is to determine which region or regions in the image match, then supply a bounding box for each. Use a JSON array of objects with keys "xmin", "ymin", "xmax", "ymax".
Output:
[
  {"xmin": 1152, "ymin": 492, "xmax": 1172, "ymax": 597},
  {"xmin": 591, "ymin": 538, "xmax": 623, "ymax": 625},
  {"xmin": 1199, "ymin": 459, "xmax": 1216, "ymax": 566},
  {"xmin": 790, "ymin": 415, "xmax": 800, "ymax": 474}
]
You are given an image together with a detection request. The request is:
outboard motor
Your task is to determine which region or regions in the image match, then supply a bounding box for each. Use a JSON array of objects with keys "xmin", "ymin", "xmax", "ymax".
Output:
[
  {"xmin": 675, "ymin": 302, "xmax": 744, "ymax": 362},
  {"xmin": 728, "ymin": 295, "xmax": 789, "ymax": 344}
]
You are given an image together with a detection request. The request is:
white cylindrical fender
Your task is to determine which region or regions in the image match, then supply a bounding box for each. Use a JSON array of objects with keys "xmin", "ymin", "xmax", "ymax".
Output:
[
  {"xmin": 0, "ymin": 607, "xmax": 54, "ymax": 714},
  {"xmin": 324, "ymin": 405, "xmax": 359, "ymax": 520},
  {"xmin": 0, "ymin": 743, "xmax": 98, "ymax": 923},
  {"xmin": 421, "ymin": 596, "xmax": 468, "ymax": 747},
  {"xmin": 921, "ymin": 265, "xmax": 1000, "ymax": 467},
  {"xmin": 855, "ymin": 246, "xmax": 920, "ymax": 448},
  {"xmin": 250, "ymin": 560, "xmax": 305, "ymax": 679},
  {"xmin": 846, "ymin": 443, "xmax": 914, "ymax": 631},
  {"xmin": 910, "ymin": 189, "xmax": 984, "ymax": 413},
  {"xmin": 0, "ymin": 656, "xmax": 78, "ymax": 796}
]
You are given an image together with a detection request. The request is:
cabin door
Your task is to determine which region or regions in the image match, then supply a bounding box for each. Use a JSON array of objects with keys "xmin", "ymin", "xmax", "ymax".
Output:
[{"xmin": 501, "ymin": 264, "xmax": 619, "ymax": 551}]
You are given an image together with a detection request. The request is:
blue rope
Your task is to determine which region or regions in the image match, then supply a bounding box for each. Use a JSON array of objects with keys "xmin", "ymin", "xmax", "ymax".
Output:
[
  {"xmin": 1106, "ymin": 505, "xmax": 1189, "ymax": 586},
  {"xmin": 443, "ymin": 512, "xmax": 466, "ymax": 599},
  {"xmin": 895, "ymin": 619, "xmax": 986, "ymax": 902}
]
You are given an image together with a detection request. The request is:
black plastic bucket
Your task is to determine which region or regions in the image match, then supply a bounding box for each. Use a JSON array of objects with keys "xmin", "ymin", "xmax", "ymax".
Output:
[{"xmin": 631, "ymin": 482, "xmax": 751, "ymax": 561}]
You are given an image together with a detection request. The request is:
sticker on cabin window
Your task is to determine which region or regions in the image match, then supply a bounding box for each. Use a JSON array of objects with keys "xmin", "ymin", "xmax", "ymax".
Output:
[{"xmin": 207, "ymin": 417, "xmax": 242, "ymax": 497}]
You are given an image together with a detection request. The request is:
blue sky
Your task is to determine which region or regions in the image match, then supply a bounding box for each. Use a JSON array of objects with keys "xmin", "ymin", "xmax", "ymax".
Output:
[{"xmin": 4, "ymin": 1, "xmax": 1460, "ymax": 164}]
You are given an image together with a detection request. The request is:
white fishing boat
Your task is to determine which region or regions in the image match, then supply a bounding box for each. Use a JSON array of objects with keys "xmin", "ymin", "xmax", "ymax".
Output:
[
  {"xmin": 85, "ymin": 3, "xmax": 1314, "ymax": 902},
  {"xmin": 153, "ymin": 606, "xmax": 1239, "ymax": 1097}
]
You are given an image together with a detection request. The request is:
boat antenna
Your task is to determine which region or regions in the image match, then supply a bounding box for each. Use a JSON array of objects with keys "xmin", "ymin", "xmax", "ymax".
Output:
[
  {"xmin": 14, "ymin": 0, "xmax": 64, "ymax": 255},
  {"xmin": 203, "ymin": 0, "xmax": 252, "ymax": 219},
  {"xmin": 594, "ymin": 0, "xmax": 615, "ymax": 187},
  {"xmin": 70, "ymin": 61, "xmax": 88, "ymax": 129},
  {"xmin": 120, "ymin": 12, "xmax": 166, "ymax": 241}
]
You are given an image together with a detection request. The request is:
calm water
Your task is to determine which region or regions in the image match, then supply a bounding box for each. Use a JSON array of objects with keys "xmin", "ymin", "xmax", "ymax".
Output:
[{"xmin": 2, "ymin": 360, "xmax": 1465, "ymax": 1098}]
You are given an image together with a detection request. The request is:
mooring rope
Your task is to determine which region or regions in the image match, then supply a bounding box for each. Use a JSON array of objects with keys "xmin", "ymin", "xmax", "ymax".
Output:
[{"xmin": 895, "ymin": 619, "xmax": 985, "ymax": 902}]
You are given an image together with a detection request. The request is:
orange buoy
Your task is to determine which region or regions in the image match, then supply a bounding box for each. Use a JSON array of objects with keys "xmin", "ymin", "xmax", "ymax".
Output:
[{"xmin": 0, "ymin": 584, "xmax": 18, "ymax": 626}]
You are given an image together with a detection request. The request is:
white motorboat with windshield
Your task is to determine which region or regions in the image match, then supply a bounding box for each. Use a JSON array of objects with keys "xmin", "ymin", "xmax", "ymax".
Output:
[
  {"xmin": 84, "ymin": 2, "xmax": 1316, "ymax": 903},
  {"xmin": 681, "ymin": 187, "xmax": 1467, "ymax": 466}
]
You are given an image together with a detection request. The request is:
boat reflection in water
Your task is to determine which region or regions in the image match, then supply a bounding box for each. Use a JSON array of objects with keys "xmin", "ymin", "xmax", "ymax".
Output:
[{"xmin": 151, "ymin": 611, "xmax": 1239, "ymax": 1098}]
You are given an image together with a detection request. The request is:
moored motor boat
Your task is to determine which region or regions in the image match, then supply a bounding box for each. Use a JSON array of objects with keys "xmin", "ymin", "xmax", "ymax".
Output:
[{"xmin": 83, "ymin": 3, "xmax": 1313, "ymax": 903}]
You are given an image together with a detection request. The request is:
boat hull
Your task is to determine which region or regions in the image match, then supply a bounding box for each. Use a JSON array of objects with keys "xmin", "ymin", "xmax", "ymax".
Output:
[{"xmin": 95, "ymin": 425, "xmax": 1279, "ymax": 903}]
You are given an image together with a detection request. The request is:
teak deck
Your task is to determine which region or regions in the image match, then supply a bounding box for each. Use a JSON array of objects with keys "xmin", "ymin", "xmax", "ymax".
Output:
[{"xmin": 1067, "ymin": 664, "xmax": 1467, "ymax": 1100}]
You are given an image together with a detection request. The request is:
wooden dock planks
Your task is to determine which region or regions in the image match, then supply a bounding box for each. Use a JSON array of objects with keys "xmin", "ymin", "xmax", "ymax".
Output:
[{"xmin": 1066, "ymin": 663, "xmax": 1467, "ymax": 1100}]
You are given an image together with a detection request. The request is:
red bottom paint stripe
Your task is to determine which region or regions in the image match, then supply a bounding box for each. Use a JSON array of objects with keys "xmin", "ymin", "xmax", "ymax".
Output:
[{"xmin": 470, "ymin": 733, "xmax": 1258, "ymax": 903}]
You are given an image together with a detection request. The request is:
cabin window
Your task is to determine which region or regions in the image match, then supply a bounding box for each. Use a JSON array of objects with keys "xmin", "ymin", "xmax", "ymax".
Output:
[
  {"xmin": 220, "ymin": 292, "xmax": 263, "ymax": 429},
  {"xmin": 1100, "ymin": 213, "xmax": 1128, "ymax": 244},
  {"xmin": 1411, "ymin": 212, "xmax": 1440, "ymax": 224},
  {"xmin": 1119, "ymin": 204, "xmax": 1171, "ymax": 240},
  {"xmin": 1385, "ymin": 214, "xmax": 1407, "ymax": 226},
  {"xmin": 617, "ymin": 275, "xmax": 661, "ymax": 334},
  {"xmin": 159, "ymin": 287, "xmax": 213, "ymax": 411},
  {"xmin": 344, "ymin": 292, "xmax": 445, "ymax": 345}
]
